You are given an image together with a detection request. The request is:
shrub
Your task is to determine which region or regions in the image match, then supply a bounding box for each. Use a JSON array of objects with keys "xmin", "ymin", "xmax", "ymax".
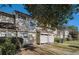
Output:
[
  {"xmin": 54, "ymin": 37, "xmax": 61, "ymax": 43},
  {"xmin": 1, "ymin": 37, "xmax": 16, "ymax": 55},
  {"xmin": 0, "ymin": 46, "xmax": 3, "ymax": 54}
]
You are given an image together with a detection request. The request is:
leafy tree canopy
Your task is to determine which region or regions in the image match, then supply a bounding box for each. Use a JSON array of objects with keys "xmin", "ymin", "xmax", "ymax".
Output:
[
  {"xmin": 26, "ymin": 4, "xmax": 79, "ymax": 29},
  {"xmin": 68, "ymin": 25, "xmax": 78, "ymax": 30}
]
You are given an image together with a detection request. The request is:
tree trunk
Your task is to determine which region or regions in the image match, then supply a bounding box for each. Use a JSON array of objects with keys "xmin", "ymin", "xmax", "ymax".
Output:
[
  {"xmin": 15, "ymin": 14, "xmax": 21, "ymax": 49},
  {"xmin": 36, "ymin": 30, "xmax": 40, "ymax": 45}
]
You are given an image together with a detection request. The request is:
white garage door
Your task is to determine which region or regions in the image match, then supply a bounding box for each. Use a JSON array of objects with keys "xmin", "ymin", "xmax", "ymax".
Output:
[
  {"xmin": 40, "ymin": 34, "xmax": 54, "ymax": 44},
  {"xmin": 40, "ymin": 34, "xmax": 48, "ymax": 43}
]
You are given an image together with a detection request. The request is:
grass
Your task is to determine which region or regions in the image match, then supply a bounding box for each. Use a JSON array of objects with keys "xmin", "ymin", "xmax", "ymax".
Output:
[
  {"xmin": 53, "ymin": 40, "xmax": 79, "ymax": 52},
  {"xmin": 64, "ymin": 40, "xmax": 79, "ymax": 45},
  {"xmin": 35, "ymin": 40, "xmax": 79, "ymax": 55}
]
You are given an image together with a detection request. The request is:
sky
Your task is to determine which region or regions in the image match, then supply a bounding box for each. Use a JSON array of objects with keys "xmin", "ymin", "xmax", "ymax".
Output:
[
  {"xmin": 0, "ymin": 4, "xmax": 79, "ymax": 30},
  {"xmin": 67, "ymin": 13, "xmax": 79, "ymax": 30}
]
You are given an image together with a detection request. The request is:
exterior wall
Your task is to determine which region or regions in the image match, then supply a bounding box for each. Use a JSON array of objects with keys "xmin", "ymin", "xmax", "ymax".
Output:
[
  {"xmin": 0, "ymin": 12, "xmax": 32, "ymax": 45},
  {"xmin": 15, "ymin": 14, "xmax": 36, "ymax": 45},
  {"xmin": 64, "ymin": 30, "xmax": 69, "ymax": 38},
  {"xmin": 17, "ymin": 32, "xmax": 29, "ymax": 45},
  {"xmin": 15, "ymin": 15, "xmax": 31, "ymax": 45},
  {"xmin": 52, "ymin": 29, "xmax": 58, "ymax": 38},
  {"xmin": 16, "ymin": 17, "xmax": 28, "ymax": 31},
  {"xmin": 0, "ymin": 32, "xmax": 6, "ymax": 37},
  {"xmin": 53, "ymin": 29, "xmax": 69, "ymax": 39},
  {"xmin": 0, "ymin": 31, "xmax": 16, "ymax": 37},
  {"xmin": 0, "ymin": 15, "xmax": 14, "ymax": 24},
  {"xmin": 28, "ymin": 32, "xmax": 36, "ymax": 44},
  {"xmin": 0, "ymin": 13, "xmax": 15, "ymax": 37}
]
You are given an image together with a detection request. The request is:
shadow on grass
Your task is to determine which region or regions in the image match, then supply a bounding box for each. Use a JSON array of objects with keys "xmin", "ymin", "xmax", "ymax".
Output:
[
  {"xmin": 23, "ymin": 44, "xmax": 36, "ymax": 51},
  {"xmin": 69, "ymin": 45, "xmax": 79, "ymax": 48}
]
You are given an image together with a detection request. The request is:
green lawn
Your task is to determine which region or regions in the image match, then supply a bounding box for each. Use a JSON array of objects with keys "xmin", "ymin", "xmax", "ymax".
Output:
[
  {"xmin": 64, "ymin": 40, "xmax": 79, "ymax": 45},
  {"xmin": 53, "ymin": 40, "xmax": 79, "ymax": 52}
]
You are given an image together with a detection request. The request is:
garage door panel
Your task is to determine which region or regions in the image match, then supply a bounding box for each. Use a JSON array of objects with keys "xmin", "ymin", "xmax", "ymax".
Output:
[
  {"xmin": 40, "ymin": 35, "xmax": 48, "ymax": 43},
  {"xmin": 40, "ymin": 34, "xmax": 54, "ymax": 44}
]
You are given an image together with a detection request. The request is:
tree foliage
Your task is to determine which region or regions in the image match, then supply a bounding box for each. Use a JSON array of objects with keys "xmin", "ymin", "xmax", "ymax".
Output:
[
  {"xmin": 0, "ymin": 38, "xmax": 16, "ymax": 55},
  {"xmin": 68, "ymin": 25, "xmax": 78, "ymax": 30},
  {"xmin": 68, "ymin": 26, "xmax": 78, "ymax": 40},
  {"xmin": 26, "ymin": 4, "xmax": 79, "ymax": 29}
]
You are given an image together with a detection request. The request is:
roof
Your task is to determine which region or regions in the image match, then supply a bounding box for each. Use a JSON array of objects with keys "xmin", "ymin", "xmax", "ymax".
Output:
[
  {"xmin": 15, "ymin": 11, "xmax": 31, "ymax": 18},
  {"xmin": 0, "ymin": 11, "xmax": 15, "ymax": 18}
]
